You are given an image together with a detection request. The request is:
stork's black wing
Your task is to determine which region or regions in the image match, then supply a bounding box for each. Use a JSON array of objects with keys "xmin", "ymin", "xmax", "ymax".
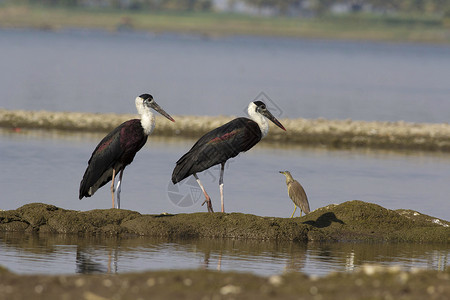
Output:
[
  {"xmin": 172, "ymin": 117, "xmax": 261, "ymax": 183},
  {"xmin": 79, "ymin": 119, "xmax": 147, "ymax": 199}
]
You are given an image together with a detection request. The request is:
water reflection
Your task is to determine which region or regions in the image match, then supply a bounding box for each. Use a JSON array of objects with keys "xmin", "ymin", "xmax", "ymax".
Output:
[
  {"xmin": 0, "ymin": 232, "xmax": 448, "ymax": 276},
  {"xmin": 76, "ymin": 248, "xmax": 110, "ymax": 274}
]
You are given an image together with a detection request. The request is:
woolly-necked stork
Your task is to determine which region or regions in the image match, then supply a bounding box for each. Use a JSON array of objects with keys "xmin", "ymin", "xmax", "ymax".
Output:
[
  {"xmin": 171, "ymin": 100, "xmax": 285, "ymax": 213},
  {"xmin": 79, "ymin": 94, "xmax": 175, "ymax": 209}
]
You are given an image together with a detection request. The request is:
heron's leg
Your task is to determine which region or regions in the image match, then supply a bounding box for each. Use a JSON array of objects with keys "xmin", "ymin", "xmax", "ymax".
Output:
[
  {"xmin": 290, "ymin": 205, "xmax": 297, "ymax": 218},
  {"xmin": 110, "ymin": 168, "xmax": 116, "ymax": 208},
  {"xmin": 115, "ymin": 169, "xmax": 124, "ymax": 209},
  {"xmin": 300, "ymin": 209, "xmax": 303, "ymax": 217},
  {"xmin": 194, "ymin": 174, "xmax": 214, "ymax": 213},
  {"xmin": 219, "ymin": 162, "xmax": 225, "ymax": 213}
]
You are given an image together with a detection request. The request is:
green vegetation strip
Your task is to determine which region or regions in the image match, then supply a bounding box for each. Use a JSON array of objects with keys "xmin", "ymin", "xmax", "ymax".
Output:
[
  {"xmin": 0, "ymin": 4, "xmax": 449, "ymax": 43},
  {"xmin": 1, "ymin": 201, "xmax": 449, "ymax": 242},
  {"xmin": 1, "ymin": 109, "xmax": 450, "ymax": 151}
]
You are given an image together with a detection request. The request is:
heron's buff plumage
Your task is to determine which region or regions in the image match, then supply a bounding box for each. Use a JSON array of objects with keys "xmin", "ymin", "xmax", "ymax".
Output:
[
  {"xmin": 283, "ymin": 171, "xmax": 295, "ymax": 186},
  {"xmin": 281, "ymin": 171, "xmax": 310, "ymax": 216}
]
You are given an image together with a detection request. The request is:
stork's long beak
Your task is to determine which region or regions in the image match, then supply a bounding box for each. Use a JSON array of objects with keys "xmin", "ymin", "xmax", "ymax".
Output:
[
  {"xmin": 150, "ymin": 101, "xmax": 175, "ymax": 122},
  {"xmin": 260, "ymin": 109, "xmax": 286, "ymax": 131}
]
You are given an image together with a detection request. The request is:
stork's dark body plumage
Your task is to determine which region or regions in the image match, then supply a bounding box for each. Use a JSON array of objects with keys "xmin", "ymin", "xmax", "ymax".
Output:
[
  {"xmin": 79, "ymin": 119, "xmax": 147, "ymax": 200},
  {"xmin": 79, "ymin": 93, "xmax": 174, "ymax": 208},
  {"xmin": 171, "ymin": 101, "xmax": 286, "ymax": 213},
  {"xmin": 172, "ymin": 117, "xmax": 261, "ymax": 183}
]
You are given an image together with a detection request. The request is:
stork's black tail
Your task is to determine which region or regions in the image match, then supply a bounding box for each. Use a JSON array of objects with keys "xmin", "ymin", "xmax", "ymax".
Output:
[
  {"xmin": 79, "ymin": 163, "xmax": 97, "ymax": 200},
  {"xmin": 171, "ymin": 148, "xmax": 217, "ymax": 184},
  {"xmin": 171, "ymin": 153, "xmax": 194, "ymax": 184},
  {"xmin": 79, "ymin": 168, "xmax": 92, "ymax": 200}
]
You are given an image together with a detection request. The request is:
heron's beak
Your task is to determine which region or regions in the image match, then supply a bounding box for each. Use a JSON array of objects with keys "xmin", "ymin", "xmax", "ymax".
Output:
[
  {"xmin": 150, "ymin": 101, "xmax": 175, "ymax": 122},
  {"xmin": 260, "ymin": 109, "xmax": 286, "ymax": 131}
]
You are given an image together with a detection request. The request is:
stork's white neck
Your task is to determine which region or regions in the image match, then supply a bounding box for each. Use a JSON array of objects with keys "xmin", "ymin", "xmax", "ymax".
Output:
[
  {"xmin": 136, "ymin": 97, "xmax": 155, "ymax": 136},
  {"xmin": 247, "ymin": 102, "xmax": 269, "ymax": 138}
]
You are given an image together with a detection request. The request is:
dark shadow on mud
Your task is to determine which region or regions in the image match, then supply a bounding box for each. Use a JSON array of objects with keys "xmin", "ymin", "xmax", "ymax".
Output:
[
  {"xmin": 303, "ymin": 212, "xmax": 345, "ymax": 228},
  {"xmin": 154, "ymin": 213, "xmax": 175, "ymax": 218}
]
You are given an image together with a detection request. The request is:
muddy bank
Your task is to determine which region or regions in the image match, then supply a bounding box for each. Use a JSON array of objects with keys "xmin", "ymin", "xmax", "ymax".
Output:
[
  {"xmin": 1, "ymin": 201, "xmax": 448, "ymax": 242},
  {"xmin": 1, "ymin": 109, "xmax": 450, "ymax": 151},
  {"xmin": 0, "ymin": 266, "xmax": 449, "ymax": 300}
]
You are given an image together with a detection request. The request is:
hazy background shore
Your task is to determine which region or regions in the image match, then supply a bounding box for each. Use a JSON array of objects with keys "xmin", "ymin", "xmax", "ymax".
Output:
[{"xmin": 0, "ymin": 1, "xmax": 449, "ymax": 43}]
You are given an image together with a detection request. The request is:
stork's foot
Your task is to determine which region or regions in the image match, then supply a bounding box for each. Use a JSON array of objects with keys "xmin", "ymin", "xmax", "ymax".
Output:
[{"xmin": 201, "ymin": 197, "xmax": 214, "ymax": 213}]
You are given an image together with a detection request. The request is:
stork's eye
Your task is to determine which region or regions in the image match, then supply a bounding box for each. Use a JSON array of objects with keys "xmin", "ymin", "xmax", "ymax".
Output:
[{"xmin": 260, "ymin": 105, "xmax": 266, "ymax": 109}]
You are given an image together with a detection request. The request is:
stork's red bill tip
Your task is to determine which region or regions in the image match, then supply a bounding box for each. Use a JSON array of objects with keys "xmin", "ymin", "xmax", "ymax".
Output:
[{"xmin": 274, "ymin": 119, "xmax": 286, "ymax": 131}]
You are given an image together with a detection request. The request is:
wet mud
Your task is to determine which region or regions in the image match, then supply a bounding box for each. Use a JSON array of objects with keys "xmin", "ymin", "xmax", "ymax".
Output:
[{"xmin": 0, "ymin": 264, "xmax": 449, "ymax": 300}]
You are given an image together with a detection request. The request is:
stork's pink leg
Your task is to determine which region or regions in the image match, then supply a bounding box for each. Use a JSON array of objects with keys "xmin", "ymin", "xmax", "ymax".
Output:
[
  {"xmin": 194, "ymin": 174, "xmax": 214, "ymax": 213},
  {"xmin": 110, "ymin": 168, "xmax": 116, "ymax": 208},
  {"xmin": 219, "ymin": 162, "xmax": 225, "ymax": 213}
]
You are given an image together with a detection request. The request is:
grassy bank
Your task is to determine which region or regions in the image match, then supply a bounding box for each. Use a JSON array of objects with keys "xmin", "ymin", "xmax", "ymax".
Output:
[{"xmin": 0, "ymin": 4, "xmax": 449, "ymax": 43}]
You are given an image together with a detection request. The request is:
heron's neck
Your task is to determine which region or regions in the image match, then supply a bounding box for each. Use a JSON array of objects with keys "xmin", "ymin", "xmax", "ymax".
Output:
[
  {"xmin": 248, "ymin": 103, "xmax": 269, "ymax": 138},
  {"xmin": 284, "ymin": 173, "xmax": 294, "ymax": 185}
]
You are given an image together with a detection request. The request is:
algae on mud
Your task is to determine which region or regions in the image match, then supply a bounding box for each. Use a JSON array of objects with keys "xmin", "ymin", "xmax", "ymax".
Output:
[
  {"xmin": 1, "ymin": 109, "xmax": 450, "ymax": 152},
  {"xmin": 1, "ymin": 201, "xmax": 448, "ymax": 242}
]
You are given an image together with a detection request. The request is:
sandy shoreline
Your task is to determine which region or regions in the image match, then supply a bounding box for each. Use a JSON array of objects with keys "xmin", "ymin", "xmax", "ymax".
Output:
[{"xmin": 1, "ymin": 109, "xmax": 449, "ymax": 152}]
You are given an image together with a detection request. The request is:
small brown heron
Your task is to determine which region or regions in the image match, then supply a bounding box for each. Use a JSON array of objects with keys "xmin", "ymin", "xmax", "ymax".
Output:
[{"xmin": 279, "ymin": 171, "xmax": 310, "ymax": 218}]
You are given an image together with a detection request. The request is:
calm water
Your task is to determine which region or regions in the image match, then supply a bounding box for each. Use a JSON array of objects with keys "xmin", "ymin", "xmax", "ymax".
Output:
[
  {"xmin": 1, "ymin": 29, "xmax": 449, "ymax": 276},
  {"xmin": 2, "ymin": 130, "xmax": 448, "ymax": 277},
  {"xmin": 1, "ymin": 28, "xmax": 450, "ymax": 122},
  {"xmin": 1, "ymin": 129, "xmax": 450, "ymax": 221},
  {"xmin": 0, "ymin": 232, "xmax": 448, "ymax": 276}
]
